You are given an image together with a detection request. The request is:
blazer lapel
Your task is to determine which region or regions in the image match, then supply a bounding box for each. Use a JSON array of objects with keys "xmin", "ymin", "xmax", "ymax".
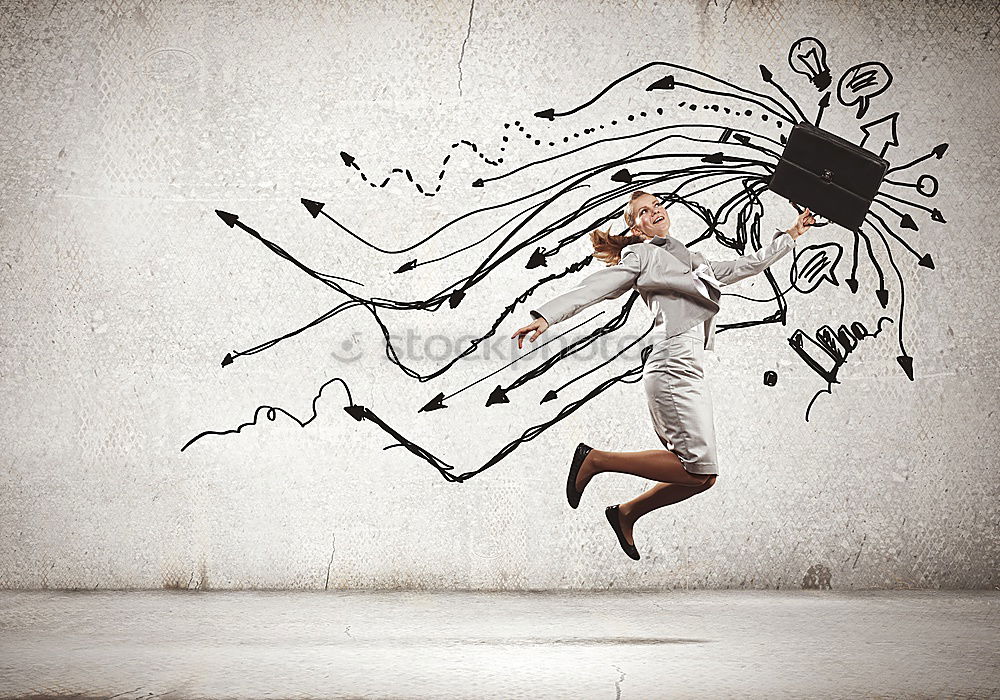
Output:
[
  {"xmin": 646, "ymin": 234, "xmax": 692, "ymax": 270},
  {"xmin": 645, "ymin": 235, "xmax": 719, "ymax": 311}
]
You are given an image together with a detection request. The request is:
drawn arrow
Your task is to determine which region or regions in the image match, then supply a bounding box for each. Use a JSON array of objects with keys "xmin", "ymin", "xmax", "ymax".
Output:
[
  {"xmin": 540, "ymin": 320, "xmax": 655, "ymax": 404},
  {"xmin": 531, "ymin": 60, "xmax": 796, "ymax": 122},
  {"xmin": 526, "ymin": 247, "xmax": 549, "ymax": 268},
  {"xmin": 418, "ymin": 311, "xmax": 605, "ymax": 412},
  {"xmin": 338, "ymin": 139, "xmax": 500, "ymax": 196},
  {"xmin": 859, "ymin": 112, "xmax": 900, "ymax": 157},
  {"xmin": 815, "ymin": 91, "xmax": 831, "ymax": 127},
  {"xmin": 887, "ymin": 143, "xmax": 948, "ymax": 175},
  {"xmin": 758, "ymin": 63, "xmax": 809, "ymax": 124}
]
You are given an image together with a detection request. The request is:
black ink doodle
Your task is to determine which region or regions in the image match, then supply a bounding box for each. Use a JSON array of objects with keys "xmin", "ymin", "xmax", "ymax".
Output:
[{"xmin": 185, "ymin": 40, "xmax": 946, "ymax": 481}]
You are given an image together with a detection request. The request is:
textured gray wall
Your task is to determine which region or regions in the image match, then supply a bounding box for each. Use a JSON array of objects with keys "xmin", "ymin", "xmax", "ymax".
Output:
[{"xmin": 1, "ymin": 0, "xmax": 997, "ymax": 590}]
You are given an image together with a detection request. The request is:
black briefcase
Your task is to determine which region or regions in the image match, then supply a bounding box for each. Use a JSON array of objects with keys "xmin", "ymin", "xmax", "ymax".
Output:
[{"xmin": 767, "ymin": 121, "xmax": 889, "ymax": 231}]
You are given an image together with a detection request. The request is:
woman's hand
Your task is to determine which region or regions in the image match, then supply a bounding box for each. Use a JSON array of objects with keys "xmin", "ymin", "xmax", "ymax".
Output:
[
  {"xmin": 511, "ymin": 317, "xmax": 549, "ymax": 349},
  {"xmin": 787, "ymin": 206, "xmax": 816, "ymax": 239}
]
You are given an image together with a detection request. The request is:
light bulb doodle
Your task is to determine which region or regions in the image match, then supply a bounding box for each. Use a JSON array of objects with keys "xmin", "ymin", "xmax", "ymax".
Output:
[
  {"xmin": 838, "ymin": 61, "xmax": 893, "ymax": 119},
  {"xmin": 788, "ymin": 37, "xmax": 832, "ymax": 91}
]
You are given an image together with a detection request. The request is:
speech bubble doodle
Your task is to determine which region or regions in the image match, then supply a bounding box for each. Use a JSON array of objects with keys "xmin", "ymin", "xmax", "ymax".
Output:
[
  {"xmin": 837, "ymin": 61, "xmax": 893, "ymax": 119},
  {"xmin": 790, "ymin": 243, "xmax": 843, "ymax": 293}
]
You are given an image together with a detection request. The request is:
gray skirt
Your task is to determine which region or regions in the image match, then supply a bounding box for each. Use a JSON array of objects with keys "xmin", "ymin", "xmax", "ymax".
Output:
[{"xmin": 642, "ymin": 324, "xmax": 719, "ymax": 475}]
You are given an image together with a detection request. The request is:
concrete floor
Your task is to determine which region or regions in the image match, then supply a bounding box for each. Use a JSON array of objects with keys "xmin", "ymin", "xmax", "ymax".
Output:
[{"xmin": 0, "ymin": 590, "xmax": 997, "ymax": 699}]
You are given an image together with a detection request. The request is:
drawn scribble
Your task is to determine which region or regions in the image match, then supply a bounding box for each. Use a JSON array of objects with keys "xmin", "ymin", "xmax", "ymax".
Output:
[
  {"xmin": 184, "ymin": 38, "xmax": 946, "ymax": 481},
  {"xmin": 339, "ymin": 140, "xmax": 501, "ymax": 196},
  {"xmin": 790, "ymin": 316, "xmax": 895, "ymax": 421},
  {"xmin": 788, "ymin": 37, "xmax": 831, "ymax": 91},
  {"xmin": 837, "ymin": 61, "xmax": 893, "ymax": 119},
  {"xmin": 915, "ymin": 174, "xmax": 939, "ymax": 198}
]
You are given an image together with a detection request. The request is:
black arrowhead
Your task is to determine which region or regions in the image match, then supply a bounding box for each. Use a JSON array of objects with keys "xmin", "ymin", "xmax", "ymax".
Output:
[
  {"xmin": 780, "ymin": 134, "xmax": 787, "ymax": 145},
  {"xmin": 896, "ymin": 355, "xmax": 914, "ymax": 381},
  {"xmin": 526, "ymin": 247, "xmax": 548, "ymax": 269},
  {"xmin": 818, "ymin": 92, "xmax": 831, "ymax": 108},
  {"xmin": 931, "ymin": 208, "xmax": 946, "ymax": 223},
  {"xmin": 918, "ymin": 253, "xmax": 934, "ymax": 269},
  {"xmin": 216, "ymin": 210, "xmax": 239, "ymax": 227},
  {"xmin": 301, "ymin": 198, "xmax": 325, "ymax": 218},
  {"xmin": 448, "ymin": 290, "xmax": 465, "ymax": 308},
  {"xmin": 343, "ymin": 404, "xmax": 367, "ymax": 421},
  {"xmin": 419, "ymin": 393, "xmax": 447, "ymax": 413},
  {"xmin": 486, "ymin": 385, "xmax": 509, "ymax": 407},
  {"xmin": 932, "ymin": 143, "xmax": 948, "ymax": 159},
  {"xmin": 701, "ymin": 152, "xmax": 725, "ymax": 164},
  {"xmin": 394, "ymin": 259, "xmax": 418, "ymax": 274},
  {"xmin": 611, "ymin": 168, "xmax": 633, "ymax": 184},
  {"xmin": 534, "ymin": 108, "xmax": 555, "ymax": 120},
  {"xmin": 540, "ymin": 390, "xmax": 558, "ymax": 404},
  {"xmin": 876, "ymin": 289, "xmax": 889, "ymax": 308},
  {"xmin": 472, "ymin": 178, "xmax": 484, "ymax": 188},
  {"xmin": 846, "ymin": 278, "xmax": 859, "ymax": 294},
  {"xmin": 646, "ymin": 75, "xmax": 675, "ymax": 90},
  {"xmin": 340, "ymin": 151, "xmax": 355, "ymax": 167},
  {"xmin": 221, "ymin": 352, "xmax": 234, "ymax": 367},
  {"xmin": 759, "ymin": 64, "xmax": 773, "ymax": 82},
  {"xmin": 900, "ymin": 213, "xmax": 918, "ymax": 230}
]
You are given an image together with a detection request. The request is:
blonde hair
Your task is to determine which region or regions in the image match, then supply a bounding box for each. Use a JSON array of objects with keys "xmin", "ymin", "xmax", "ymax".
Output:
[{"xmin": 589, "ymin": 190, "xmax": 653, "ymax": 265}]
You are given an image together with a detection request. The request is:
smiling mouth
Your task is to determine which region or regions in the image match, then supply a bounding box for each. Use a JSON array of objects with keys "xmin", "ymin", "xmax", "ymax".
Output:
[{"xmin": 653, "ymin": 216, "xmax": 664, "ymax": 224}]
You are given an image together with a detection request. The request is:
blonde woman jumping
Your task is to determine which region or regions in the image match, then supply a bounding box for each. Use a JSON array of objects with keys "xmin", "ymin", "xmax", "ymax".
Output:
[{"xmin": 512, "ymin": 191, "xmax": 815, "ymax": 559}]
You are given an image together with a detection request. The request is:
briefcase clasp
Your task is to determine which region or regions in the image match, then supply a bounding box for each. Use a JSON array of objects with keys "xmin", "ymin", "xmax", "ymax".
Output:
[{"xmin": 821, "ymin": 168, "xmax": 834, "ymax": 182}]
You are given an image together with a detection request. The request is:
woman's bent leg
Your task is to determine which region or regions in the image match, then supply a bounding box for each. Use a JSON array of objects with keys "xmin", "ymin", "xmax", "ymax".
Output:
[
  {"xmin": 577, "ymin": 448, "xmax": 711, "ymax": 493},
  {"xmin": 617, "ymin": 476, "xmax": 717, "ymax": 545}
]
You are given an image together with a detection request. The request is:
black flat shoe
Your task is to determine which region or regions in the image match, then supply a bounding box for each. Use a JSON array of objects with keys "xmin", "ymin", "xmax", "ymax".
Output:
[
  {"xmin": 566, "ymin": 442, "xmax": 593, "ymax": 509},
  {"xmin": 605, "ymin": 505, "xmax": 640, "ymax": 560}
]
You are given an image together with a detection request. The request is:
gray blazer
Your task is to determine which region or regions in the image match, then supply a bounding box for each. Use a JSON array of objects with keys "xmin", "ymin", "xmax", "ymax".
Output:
[{"xmin": 529, "ymin": 228, "xmax": 798, "ymax": 351}]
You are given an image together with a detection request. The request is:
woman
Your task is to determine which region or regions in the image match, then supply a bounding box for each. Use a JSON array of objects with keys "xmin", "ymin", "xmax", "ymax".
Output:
[{"xmin": 511, "ymin": 191, "xmax": 815, "ymax": 559}]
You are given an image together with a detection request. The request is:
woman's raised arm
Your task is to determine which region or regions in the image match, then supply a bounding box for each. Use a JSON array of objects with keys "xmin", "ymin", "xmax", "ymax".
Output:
[
  {"xmin": 702, "ymin": 229, "xmax": 796, "ymax": 286},
  {"xmin": 704, "ymin": 207, "xmax": 814, "ymax": 286}
]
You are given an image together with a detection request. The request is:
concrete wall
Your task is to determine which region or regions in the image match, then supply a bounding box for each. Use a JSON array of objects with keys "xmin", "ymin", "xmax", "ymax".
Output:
[{"xmin": 1, "ymin": 0, "xmax": 997, "ymax": 590}]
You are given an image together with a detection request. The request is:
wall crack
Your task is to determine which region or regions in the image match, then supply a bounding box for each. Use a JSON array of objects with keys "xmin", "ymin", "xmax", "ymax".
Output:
[{"xmin": 458, "ymin": 0, "xmax": 476, "ymax": 97}]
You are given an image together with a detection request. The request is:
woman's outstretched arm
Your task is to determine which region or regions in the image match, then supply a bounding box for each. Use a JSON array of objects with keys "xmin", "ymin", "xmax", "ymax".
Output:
[
  {"xmin": 528, "ymin": 248, "xmax": 641, "ymax": 327},
  {"xmin": 702, "ymin": 208, "xmax": 815, "ymax": 286},
  {"xmin": 702, "ymin": 228, "xmax": 797, "ymax": 287}
]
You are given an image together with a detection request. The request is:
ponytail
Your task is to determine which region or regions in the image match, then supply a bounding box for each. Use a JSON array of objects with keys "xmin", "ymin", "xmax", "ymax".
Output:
[{"xmin": 589, "ymin": 226, "xmax": 644, "ymax": 266}]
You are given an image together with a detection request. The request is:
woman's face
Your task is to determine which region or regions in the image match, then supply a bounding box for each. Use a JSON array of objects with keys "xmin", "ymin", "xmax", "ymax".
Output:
[{"xmin": 630, "ymin": 194, "xmax": 670, "ymax": 239}]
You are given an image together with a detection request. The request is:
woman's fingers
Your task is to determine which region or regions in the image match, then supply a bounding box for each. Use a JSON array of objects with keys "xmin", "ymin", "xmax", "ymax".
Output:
[
  {"xmin": 512, "ymin": 319, "xmax": 547, "ymax": 349},
  {"xmin": 513, "ymin": 325, "xmax": 533, "ymax": 349}
]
